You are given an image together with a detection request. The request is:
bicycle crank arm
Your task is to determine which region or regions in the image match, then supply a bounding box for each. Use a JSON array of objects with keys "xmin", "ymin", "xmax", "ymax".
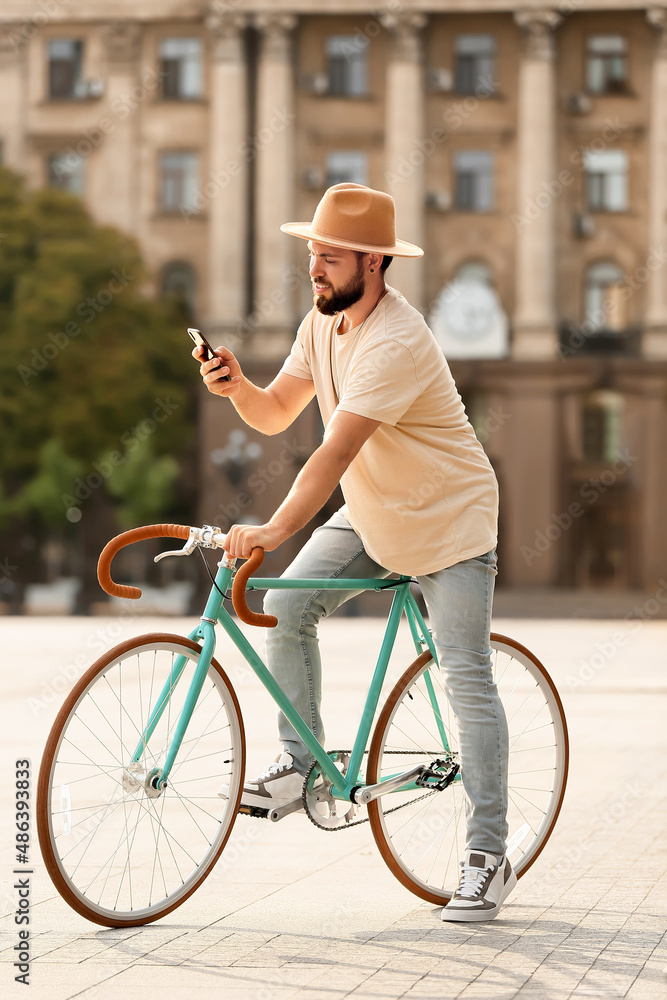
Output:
[
  {"xmin": 269, "ymin": 796, "xmax": 305, "ymax": 822},
  {"xmin": 238, "ymin": 796, "xmax": 304, "ymax": 822},
  {"xmin": 353, "ymin": 763, "xmax": 425, "ymax": 805}
]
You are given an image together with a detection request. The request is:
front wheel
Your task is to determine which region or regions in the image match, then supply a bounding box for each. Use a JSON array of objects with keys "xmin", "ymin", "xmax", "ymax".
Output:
[
  {"xmin": 367, "ymin": 634, "xmax": 568, "ymax": 905},
  {"xmin": 37, "ymin": 634, "xmax": 245, "ymax": 926}
]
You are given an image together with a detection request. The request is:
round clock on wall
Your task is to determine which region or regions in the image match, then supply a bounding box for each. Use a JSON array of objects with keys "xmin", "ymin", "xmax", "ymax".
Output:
[{"xmin": 429, "ymin": 278, "xmax": 509, "ymax": 359}]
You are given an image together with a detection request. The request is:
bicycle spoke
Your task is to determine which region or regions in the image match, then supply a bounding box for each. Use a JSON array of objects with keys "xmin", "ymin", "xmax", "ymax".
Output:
[
  {"xmin": 40, "ymin": 637, "xmax": 244, "ymax": 924},
  {"xmin": 368, "ymin": 638, "xmax": 568, "ymax": 904}
]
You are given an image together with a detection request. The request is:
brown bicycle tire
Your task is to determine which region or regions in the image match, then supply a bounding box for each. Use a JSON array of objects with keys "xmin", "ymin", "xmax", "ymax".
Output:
[
  {"xmin": 37, "ymin": 633, "xmax": 246, "ymax": 927},
  {"xmin": 367, "ymin": 634, "xmax": 569, "ymax": 905}
]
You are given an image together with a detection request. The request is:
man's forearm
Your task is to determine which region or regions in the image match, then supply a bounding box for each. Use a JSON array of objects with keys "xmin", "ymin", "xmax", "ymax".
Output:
[
  {"xmin": 268, "ymin": 445, "xmax": 348, "ymax": 541},
  {"xmin": 229, "ymin": 377, "xmax": 290, "ymax": 435},
  {"xmin": 221, "ymin": 409, "xmax": 379, "ymax": 559}
]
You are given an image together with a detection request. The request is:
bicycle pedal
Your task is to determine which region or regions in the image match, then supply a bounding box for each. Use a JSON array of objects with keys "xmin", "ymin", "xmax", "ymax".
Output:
[
  {"xmin": 415, "ymin": 758, "xmax": 459, "ymax": 791},
  {"xmin": 238, "ymin": 804, "xmax": 269, "ymax": 819}
]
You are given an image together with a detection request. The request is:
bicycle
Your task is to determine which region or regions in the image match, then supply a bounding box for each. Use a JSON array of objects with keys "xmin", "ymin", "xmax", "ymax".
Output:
[{"xmin": 36, "ymin": 522, "xmax": 569, "ymax": 928}]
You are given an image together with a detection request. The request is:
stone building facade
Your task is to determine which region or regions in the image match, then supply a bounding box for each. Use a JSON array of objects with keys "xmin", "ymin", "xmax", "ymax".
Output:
[{"xmin": 1, "ymin": 0, "xmax": 666, "ymax": 589}]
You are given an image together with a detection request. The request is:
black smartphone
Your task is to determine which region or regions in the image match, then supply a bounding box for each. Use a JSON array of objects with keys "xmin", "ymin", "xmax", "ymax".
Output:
[{"xmin": 187, "ymin": 327, "xmax": 231, "ymax": 381}]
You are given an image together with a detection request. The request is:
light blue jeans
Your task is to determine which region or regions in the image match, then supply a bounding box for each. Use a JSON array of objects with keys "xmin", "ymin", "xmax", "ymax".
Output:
[{"xmin": 263, "ymin": 510, "xmax": 509, "ymax": 857}]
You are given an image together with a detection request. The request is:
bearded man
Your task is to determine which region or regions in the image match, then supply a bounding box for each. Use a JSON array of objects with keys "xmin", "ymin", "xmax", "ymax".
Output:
[{"xmin": 195, "ymin": 183, "xmax": 514, "ymax": 921}]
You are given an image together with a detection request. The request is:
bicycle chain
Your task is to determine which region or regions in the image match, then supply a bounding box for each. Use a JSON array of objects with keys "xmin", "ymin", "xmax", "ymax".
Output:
[{"xmin": 302, "ymin": 750, "xmax": 449, "ymax": 833}]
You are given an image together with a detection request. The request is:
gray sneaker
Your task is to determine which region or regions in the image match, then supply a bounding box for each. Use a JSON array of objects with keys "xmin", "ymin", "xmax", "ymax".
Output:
[
  {"xmin": 218, "ymin": 751, "xmax": 305, "ymax": 812},
  {"xmin": 441, "ymin": 849, "xmax": 516, "ymax": 922}
]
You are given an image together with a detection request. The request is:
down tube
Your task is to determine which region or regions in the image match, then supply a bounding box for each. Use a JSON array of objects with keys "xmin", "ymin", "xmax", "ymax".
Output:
[{"xmin": 215, "ymin": 610, "xmax": 347, "ymax": 795}]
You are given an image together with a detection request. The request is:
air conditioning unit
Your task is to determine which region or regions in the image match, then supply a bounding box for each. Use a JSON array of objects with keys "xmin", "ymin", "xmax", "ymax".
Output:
[
  {"xmin": 302, "ymin": 73, "xmax": 329, "ymax": 96},
  {"xmin": 74, "ymin": 78, "xmax": 105, "ymax": 99},
  {"xmin": 88, "ymin": 78, "xmax": 104, "ymax": 98},
  {"xmin": 572, "ymin": 212, "xmax": 595, "ymax": 238},
  {"xmin": 425, "ymin": 189, "xmax": 451, "ymax": 212},
  {"xmin": 425, "ymin": 68, "xmax": 453, "ymax": 93},
  {"xmin": 564, "ymin": 92, "xmax": 593, "ymax": 115},
  {"xmin": 302, "ymin": 166, "xmax": 325, "ymax": 190}
]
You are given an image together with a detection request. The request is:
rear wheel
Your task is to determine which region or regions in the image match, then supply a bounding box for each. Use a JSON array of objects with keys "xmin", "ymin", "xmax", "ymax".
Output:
[
  {"xmin": 367, "ymin": 634, "xmax": 568, "ymax": 905},
  {"xmin": 37, "ymin": 634, "xmax": 245, "ymax": 926}
]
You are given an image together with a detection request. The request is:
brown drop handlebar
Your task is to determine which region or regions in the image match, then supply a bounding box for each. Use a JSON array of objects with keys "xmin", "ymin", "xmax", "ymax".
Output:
[
  {"xmin": 231, "ymin": 548, "xmax": 278, "ymax": 629},
  {"xmin": 97, "ymin": 524, "xmax": 277, "ymax": 628},
  {"xmin": 97, "ymin": 523, "xmax": 191, "ymax": 600}
]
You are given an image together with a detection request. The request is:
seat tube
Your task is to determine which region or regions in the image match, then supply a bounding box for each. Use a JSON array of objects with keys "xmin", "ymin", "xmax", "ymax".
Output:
[
  {"xmin": 346, "ymin": 586, "xmax": 408, "ymax": 786},
  {"xmin": 404, "ymin": 591, "xmax": 449, "ymax": 750}
]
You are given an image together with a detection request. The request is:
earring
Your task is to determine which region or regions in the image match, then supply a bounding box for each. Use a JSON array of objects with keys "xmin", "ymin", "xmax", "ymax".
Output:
[{"xmin": 370, "ymin": 268, "xmax": 374, "ymax": 273}]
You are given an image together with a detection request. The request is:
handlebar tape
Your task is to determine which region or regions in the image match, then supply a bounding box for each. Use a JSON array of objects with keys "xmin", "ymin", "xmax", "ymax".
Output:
[
  {"xmin": 232, "ymin": 548, "xmax": 278, "ymax": 628},
  {"xmin": 97, "ymin": 524, "xmax": 191, "ymax": 599}
]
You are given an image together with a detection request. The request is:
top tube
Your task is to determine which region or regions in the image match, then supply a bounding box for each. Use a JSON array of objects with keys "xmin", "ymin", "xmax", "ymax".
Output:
[{"xmin": 246, "ymin": 576, "xmax": 413, "ymax": 591}]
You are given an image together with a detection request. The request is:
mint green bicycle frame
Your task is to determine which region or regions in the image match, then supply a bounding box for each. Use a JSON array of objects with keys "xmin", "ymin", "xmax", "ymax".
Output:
[{"xmin": 132, "ymin": 560, "xmax": 447, "ymax": 801}]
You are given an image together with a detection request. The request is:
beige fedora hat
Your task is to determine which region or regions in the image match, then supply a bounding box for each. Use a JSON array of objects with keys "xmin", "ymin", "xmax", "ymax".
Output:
[{"xmin": 280, "ymin": 182, "xmax": 423, "ymax": 258}]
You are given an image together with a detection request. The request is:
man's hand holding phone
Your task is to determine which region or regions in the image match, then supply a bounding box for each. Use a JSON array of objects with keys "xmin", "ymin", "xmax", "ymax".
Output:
[
  {"xmin": 188, "ymin": 328, "xmax": 243, "ymax": 397},
  {"xmin": 195, "ymin": 346, "xmax": 243, "ymax": 395}
]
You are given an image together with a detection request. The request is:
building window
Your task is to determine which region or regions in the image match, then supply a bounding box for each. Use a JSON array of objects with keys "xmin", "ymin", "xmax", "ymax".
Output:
[
  {"xmin": 48, "ymin": 152, "xmax": 84, "ymax": 194},
  {"xmin": 584, "ymin": 261, "xmax": 624, "ymax": 330},
  {"xmin": 454, "ymin": 35, "xmax": 496, "ymax": 95},
  {"xmin": 585, "ymin": 150, "xmax": 628, "ymax": 211},
  {"xmin": 326, "ymin": 35, "xmax": 368, "ymax": 97},
  {"xmin": 586, "ymin": 35, "xmax": 627, "ymax": 94},
  {"xmin": 160, "ymin": 38, "xmax": 203, "ymax": 99},
  {"xmin": 48, "ymin": 39, "xmax": 83, "ymax": 99},
  {"xmin": 161, "ymin": 261, "xmax": 196, "ymax": 318},
  {"xmin": 326, "ymin": 151, "xmax": 368, "ymax": 187},
  {"xmin": 465, "ymin": 392, "xmax": 497, "ymax": 447},
  {"xmin": 454, "ymin": 151, "xmax": 494, "ymax": 211},
  {"xmin": 581, "ymin": 390, "xmax": 623, "ymax": 462},
  {"xmin": 159, "ymin": 152, "xmax": 199, "ymax": 213}
]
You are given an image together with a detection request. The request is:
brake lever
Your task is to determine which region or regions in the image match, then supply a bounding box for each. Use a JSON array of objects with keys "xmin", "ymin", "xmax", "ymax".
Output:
[
  {"xmin": 153, "ymin": 524, "xmax": 226, "ymax": 563},
  {"xmin": 154, "ymin": 537, "xmax": 198, "ymax": 563}
]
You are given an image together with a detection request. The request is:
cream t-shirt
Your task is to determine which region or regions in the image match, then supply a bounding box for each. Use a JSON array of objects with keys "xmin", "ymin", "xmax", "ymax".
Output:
[{"xmin": 280, "ymin": 285, "xmax": 498, "ymax": 576}]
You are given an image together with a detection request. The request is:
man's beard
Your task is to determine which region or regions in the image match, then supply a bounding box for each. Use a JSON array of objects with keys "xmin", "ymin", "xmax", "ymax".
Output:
[{"xmin": 313, "ymin": 260, "xmax": 365, "ymax": 315}]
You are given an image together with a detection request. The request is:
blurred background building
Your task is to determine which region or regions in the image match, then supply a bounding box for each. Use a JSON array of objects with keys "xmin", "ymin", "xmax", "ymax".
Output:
[{"xmin": 1, "ymin": 0, "xmax": 667, "ymax": 604}]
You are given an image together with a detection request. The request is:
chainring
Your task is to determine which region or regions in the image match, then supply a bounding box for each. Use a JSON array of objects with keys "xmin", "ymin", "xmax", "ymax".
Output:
[
  {"xmin": 302, "ymin": 750, "xmax": 457, "ymax": 832},
  {"xmin": 303, "ymin": 751, "xmax": 360, "ymax": 830}
]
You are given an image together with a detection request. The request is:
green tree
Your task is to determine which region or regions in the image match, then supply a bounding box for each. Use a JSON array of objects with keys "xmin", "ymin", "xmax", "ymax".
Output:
[
  {"xmin": 13, "ymin": 438, "xmax": 84, "ymax": 525},
  {"xmin": 104, "ymin": 439, "xmax": 180, "ymax": 529},
  {"xmin": 0, "ymin": 166, "xmax": 196, "ymax": 585}
]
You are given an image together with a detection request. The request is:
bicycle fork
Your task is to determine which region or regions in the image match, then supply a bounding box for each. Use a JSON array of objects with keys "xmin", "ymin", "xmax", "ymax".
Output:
[
  {"xmin": 123, "ymin": 623, "xmax": 217, "ymax": 795},
  {"xmin": 124, "ymin": 560, "xmax": 236, "ymax": 793}
]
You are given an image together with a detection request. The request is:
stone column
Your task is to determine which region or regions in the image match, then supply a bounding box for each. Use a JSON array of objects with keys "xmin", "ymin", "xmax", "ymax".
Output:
[
  {"xmin": 206, "ymin": 9, "xmax": 248, "ymax": 331},
  {"xmin": 639, "ymin": 383, "xmax": 667, "ymax": 588},
  {"xmin": 253, "ymin": 13, "xmax": 297, "ymax": 332},
  {"xmin": 501, "ymin": 379, "xmax": 560, "ymax": 586},
  {"xmin": 0, "ymin": 26, "xmax": 27, "ymax": 173},
  {"xmin": 645, "ymin": 9, "xmax": 667, "ymax": 359},
  {"xmin": 512, "ymin": 11, "xmax": 560, "ymax": 360},
  {"xmin": 380, "ymin": 12, "xmax": 427, "ymax": 312},
  {"xmin": 98, "ymin": 23, "xmax": 142, "ymax": 235}
]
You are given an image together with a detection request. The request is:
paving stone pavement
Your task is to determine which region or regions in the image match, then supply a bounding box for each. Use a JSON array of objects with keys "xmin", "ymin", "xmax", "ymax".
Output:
[{"xmin": 0, "ymin": 614, "xmax": 665, "ymax": 1000}]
